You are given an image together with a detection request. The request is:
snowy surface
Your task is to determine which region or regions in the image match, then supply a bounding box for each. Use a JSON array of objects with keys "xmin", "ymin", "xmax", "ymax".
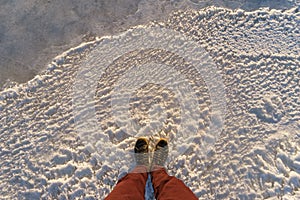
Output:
[{"xmin": 1, "ymin": 1, "xmax": 300, "ymax": 200}]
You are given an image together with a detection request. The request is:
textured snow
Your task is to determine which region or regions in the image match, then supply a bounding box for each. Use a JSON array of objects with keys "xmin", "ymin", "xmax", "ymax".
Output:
[{"xmin": 1, "ymin": 2, "xmax": 300, "ymax": 200}]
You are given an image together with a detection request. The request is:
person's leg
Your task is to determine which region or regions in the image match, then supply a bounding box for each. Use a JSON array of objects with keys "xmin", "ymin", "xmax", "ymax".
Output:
[
  {"xmin": 150, "ymin": 139, "xmax": 198, "ymax": 200},
  {"xmin": 105, "ymin": 166, "xmax": 148, "ymax": 200},
  {"xmin": 151, "ymin": 166, "xmax": 198, "ymax": 200},
  {"xmin": 105, "ymin": 138, "xmax": 150, "ymax": 200}
]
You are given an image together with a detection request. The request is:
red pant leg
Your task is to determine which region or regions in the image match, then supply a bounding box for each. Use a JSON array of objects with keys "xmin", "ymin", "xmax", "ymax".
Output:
[
  {"xmin": 105, "ymin": 166, "xmax": 148, "ymax": 200},
  {"xmin": 151, "ymin": 167, "xmax": 198, "ymax": 200}
]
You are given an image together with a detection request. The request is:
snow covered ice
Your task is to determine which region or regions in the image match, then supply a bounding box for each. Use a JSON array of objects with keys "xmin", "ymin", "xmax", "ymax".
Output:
[{"xmin": 0, "ymin": 0, "xmax": 300, "ymax": 199}]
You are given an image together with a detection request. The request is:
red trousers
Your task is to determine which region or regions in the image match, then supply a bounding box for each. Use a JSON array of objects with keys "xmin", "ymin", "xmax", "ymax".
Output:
[{"xmin": 105, "ymin": 166, "xmax": 198, "ymax": 200}]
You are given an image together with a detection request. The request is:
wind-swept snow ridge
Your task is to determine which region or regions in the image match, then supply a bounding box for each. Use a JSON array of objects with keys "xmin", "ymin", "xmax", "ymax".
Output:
[{"xmin": 0, "ymin": 6, "xmax": 299, "ymax": 199}]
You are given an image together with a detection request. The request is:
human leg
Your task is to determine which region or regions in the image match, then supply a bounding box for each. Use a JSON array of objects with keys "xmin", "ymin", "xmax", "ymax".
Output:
[
  {"xmin": 151, "ymin": 167, "xmax": 198, "ymax": 200},
  {"xmin": 105, "ymin": 166, "xmax": 148, "ymax": 200},
  {"xmin": 150, "ymin": 139, "xmax": 198, "ymax": 200},
  {"xmin": 105, "ymin": 138, "xmax": 150, "ymax": 200}
]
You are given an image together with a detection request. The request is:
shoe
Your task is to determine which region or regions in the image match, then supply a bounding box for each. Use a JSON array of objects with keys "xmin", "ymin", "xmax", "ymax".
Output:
[
  {"xmin": 152, "ymin": 138, "xmax": 168, "ymax": 168},
  {"xmin": 134, "ymin": 137, "xmax": 149, "ymax": 166}
]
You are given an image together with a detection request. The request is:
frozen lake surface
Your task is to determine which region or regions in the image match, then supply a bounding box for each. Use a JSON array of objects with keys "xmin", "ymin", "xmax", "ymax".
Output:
[{"xmin": 0, "ymin": 0, "xmax": 297, "ymax": 87}]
